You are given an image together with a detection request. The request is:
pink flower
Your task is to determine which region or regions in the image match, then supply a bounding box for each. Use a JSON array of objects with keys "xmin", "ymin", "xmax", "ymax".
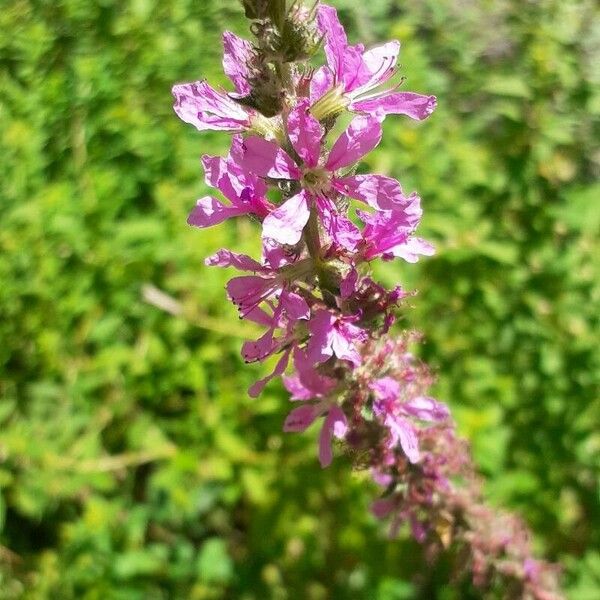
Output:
[
  {"xmin": 284, "ymin": 401, "xmax": 347, "ymax": 468},
  {"xmin": 205, "ymin": 246, "xmax": 317, "ymax": 397},
  {"xmin": 239, "ymin": 310, "xmax": 302, "ymax": 398},
  {"xmin": 283, "ymin": 348, "xmax": 337, "ymax": 401},
  {"xmin": 282, "ymin": 351, "xmax": 346, "ymax": 468},
  {"xmin": 173, "ymin": 14, "xmax": 564, "ymax": 598},
  {"xmin": 238, "ymin": 99, "xmax": 413, "ymax": 250},
  {"xmin": 369, "ymin": 377, "xmax": 449, "ymax": 463},
  {"xmin": 172, "ymin": 30, "xmax": 258, "ymax": 132},
  {"xmin": 306, "ymin": 309, "xmax": 367, "ymax": 367},
  {"xmin": 187, "ymin": 136, "xmax": 273, "ymax": 228},
  {"xmin": 359, "ymin": 206, "xmax": 435, "ymax": 263},
  {"xmin": 370, "ymin": 378, "xmax": 450, "ymax": 424},
  {"xmin": 313, "ymin": 4, "xmax": 437, "ymax": 121},
  {"xmin": 205, "ymin": 248, "xmax": 310, "ymax": 321}
]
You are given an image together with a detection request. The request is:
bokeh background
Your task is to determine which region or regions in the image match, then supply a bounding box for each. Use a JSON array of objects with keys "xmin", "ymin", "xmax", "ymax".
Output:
[{"xmin": 1, "ymin": 0, "xmax": 599, "ymax": 598}]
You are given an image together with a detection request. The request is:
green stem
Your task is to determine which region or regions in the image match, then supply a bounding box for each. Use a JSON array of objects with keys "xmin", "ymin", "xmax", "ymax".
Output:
[
  {"xmin": 305, "ymin": 210, "xmax": 338, "ymax": 302},
  {"xmin": 305, "ymin": 208, "xmax": 321, "ymax": 262}
]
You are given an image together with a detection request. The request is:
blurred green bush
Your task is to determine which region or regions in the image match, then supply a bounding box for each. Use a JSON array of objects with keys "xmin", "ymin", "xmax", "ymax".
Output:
[{"xmin": 0, "ymin": 0, "xmax": 598, "ymax": 598}]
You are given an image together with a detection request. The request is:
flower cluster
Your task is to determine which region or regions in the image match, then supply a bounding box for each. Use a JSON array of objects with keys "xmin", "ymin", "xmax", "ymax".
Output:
[{"xmin": 173, "ymin": 2, "xmax": 563, "ymax": 597}]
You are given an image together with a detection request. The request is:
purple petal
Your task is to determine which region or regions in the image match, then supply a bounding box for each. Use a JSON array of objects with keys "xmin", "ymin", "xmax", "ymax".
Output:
[
  {"xmin": 402, "ymin": 396, "xmax": 450, "ymax": 422},
  {"xmin": 316, "ymin": 195, "xmax": 361, "ymax": 251},
  {"xmin": 325, "ymin": 211, "xmax": 362, "ymax": 252},
  {"xmin": 372, "ymin": 469, "xmax": 393, "ymax": 487},
  {"xmin": 316, "ymin": 5, "xmax": 374, "ymax": 92},
  {"xmin": 351, "ymin": 92, "xmax": 437, "ymax": 121},
  {"xmin": 340, "ymin": 46, "xmax": 373, "ymax": 92},
  {"xmin": 287, "ymin": 99, "xmax": 324, "ymax": 168},
  {"xmin": 172, "ymin": 81, "xmax": 251, "ymax": 132},
  {"xmin": 284, "ymin": 372, "xmax": 334, "ymax": 401},
  {"xmin": 390, "ymin": 236, "xmax": 436, "ymax": 263},
  {"xmin": 261, "ymin": 237, "xmax": 290, "ymax": 270},
  {"xmin": 243, "ymin": 306, "xmax": 274, "ymax": 328},
  {"xmin": 310, "ymin": 66, "xmax": 335, "ymax": 103},
  {"xmin": 203, "ymin": 137, "xmax": 269, "ymax": 206},
  {"xmin": 201, "ymin": 155, "xmax": 230, "ymax": 192},
  {"xmin": 222, "ymin": 31, "xmax": 253, "ymax": 96},
  {"xmin": 239, "ymin": 136, "xmax": 300, "ymax": 180},
  {"xmin": 353, "ymin": 41, "xmax": 400, "ymax": 95},
  {"xmin": 279, "ymin": 290, "xmax": 310, "ymax": 321},
  {"xmin": 340, "ymin": 268, "xmax": 358, "ymax": 299},
  {"xmin": 227, "ymin": 136, "xmax": 268, "ymax": 196},
  {"xmin": 358, "ymin": 195, "xmax": 422, "ymax": 231},
  {"xmin": 316, "ymin": 4, "xmax": 348, "ymax": 78},
  {"xmin": 283, "ymin": 404, "xmax": 319, "ymax": 432},
  {"xmin": 330, "ymin": 328, "xmax": 362, "ymax": 367},
  {"xmin": 249, "ymin": 349, "xmax": 291, "ymax": 397},
  {"xmin": 227, "ymin": 275, "xmax": 277, "ymax": 313},
  {"xmin": 202, "ymin": 149, "xmax": 247, "ymax": 204},
  {"xmin": 360, "ymin": 208, "xmax": 431, "ymax": 261},
  {"xmin": 292, "ymin": 347, "xmax": 337, "ymax": 398},
  {"xmin": 319, "ymin": 405, "xmax": 348, "ymax": 468},
  {"xmin": 306, "ymin": 310, "xmax": 335, "ymax": 365},
  {"xmin": 241, "ymin": 328, "xmax": 275, "ymax": 363},
  {"xmin": 334, "ymin": 174, "xmax": 412, "ymax": 211},
  {"xmin": 283, "ymin": 375, "xmax": 315, "ymax": 401},
  {"xmin": 187, "ymin": 197, "xmax": 246, "ymax": 228},
  {"xmin": 370, "ymin": 377, "xmax": 400, "ymax": 402},
  {"xmin": 291, "ymin": 346, "xmax": 315, "ymax": 374},
  {"xmin": 204, "ymin": 249, "xmax": 266, "ymax": 272},
  {"xmin": 326, "ymin": 115, "xmax": 383, "ymax": 171},
  {"xmin": 330, "ymin": 406, "xmax": 348, "ymax": 438},
  {"xmin": 387, "ymin": 415, "xmax": 420, "ymax": 464},
  {"xmin": 261, "ymin": 190, "xmax": 310, "ymax": 245}
]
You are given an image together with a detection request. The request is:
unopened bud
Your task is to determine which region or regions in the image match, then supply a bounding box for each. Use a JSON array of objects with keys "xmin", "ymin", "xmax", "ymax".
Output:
[
  {"xmin": 278, "ymin": 3, "xmax": 321, "ymax": 63},
  {"xmin": 240, "ymin": 0, "xmax": 280, "ymax": 21}
]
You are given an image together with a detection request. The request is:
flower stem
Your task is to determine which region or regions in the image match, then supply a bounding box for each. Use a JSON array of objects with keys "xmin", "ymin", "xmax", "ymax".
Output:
[{"xmin": 305, "ymin": 208, "xmax": 321, "ymax": 261}]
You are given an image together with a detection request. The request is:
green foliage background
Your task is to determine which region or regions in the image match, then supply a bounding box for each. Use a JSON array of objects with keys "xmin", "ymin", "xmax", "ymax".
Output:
[{"xmin": 1, "ymin": 0, "xmax": 598, "ymax": 598}]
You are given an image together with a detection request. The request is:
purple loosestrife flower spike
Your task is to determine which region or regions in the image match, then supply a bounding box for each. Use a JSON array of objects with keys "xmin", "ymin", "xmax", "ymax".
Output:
[{"xmin": 172, "ymin": 3, "xmax": 564, "ymax": 597}]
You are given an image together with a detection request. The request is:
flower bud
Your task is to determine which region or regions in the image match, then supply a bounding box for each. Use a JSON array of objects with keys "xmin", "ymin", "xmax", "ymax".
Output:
[
  {"xmin": 278, "ymin": 3, "xmax": 322, "ymax": 63},
  {"xmin": 240, "ymin": 0, "xmax": 283, "ymax": 21}
]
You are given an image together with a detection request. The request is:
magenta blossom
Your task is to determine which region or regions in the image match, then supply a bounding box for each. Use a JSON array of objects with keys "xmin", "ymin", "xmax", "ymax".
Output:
[
  {"xmin": 313, "ymin": 5, "xmax": 437, "ymax": 121},
  {"xmin": 205, "ymin": 248, "xmax": 310, "ymax": 323},
  {"xmin": 283, "ymin": 347, "xmax": 337, "ymax": 401},
  {"xmin": 238, "ymin": 99, "xmax": 414, "ymax": 249},
  {"xmin": 359, "ymin": 207, "xmax": 435, "ymax": 263},
  {"xmin": 369, "ymin": 377, "xmax": 449, "ymax": 463},
  {"xmin": 306, "ymin": 309, "xmax": 367, "ymax": 367},
  {"xmin": 205, "ymin": 246, "xmax": 318, "ymax": 397},
  {"xmin": 284, "ymin": 400, "xmax": 348, "ymax": 468},
  {"xmin": 172, "ymin": 31, "xmax": 260, "ymax": 132},
  {"xmin": 187, "ymin": 136, "xmax": 274, "ymax": 229}
]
